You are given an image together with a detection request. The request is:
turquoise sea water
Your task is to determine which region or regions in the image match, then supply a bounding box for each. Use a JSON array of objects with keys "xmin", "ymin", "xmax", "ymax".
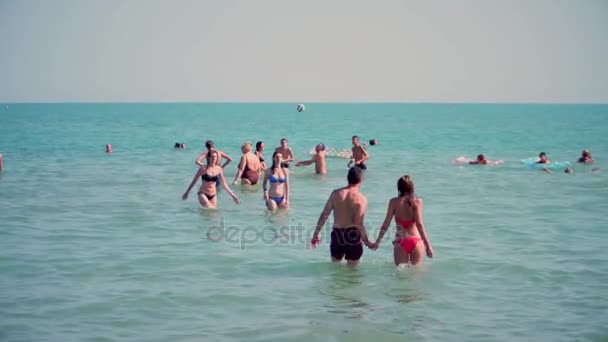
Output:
[{"xmin": 1, "ymin": 103, "xmax": 607, "ymax": 341}]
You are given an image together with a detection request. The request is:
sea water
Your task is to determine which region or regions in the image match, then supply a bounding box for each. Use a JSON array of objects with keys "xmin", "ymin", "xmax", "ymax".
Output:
[{"xmin": 1, "ymin": 103, "xmax": 607, "ymax": 341}]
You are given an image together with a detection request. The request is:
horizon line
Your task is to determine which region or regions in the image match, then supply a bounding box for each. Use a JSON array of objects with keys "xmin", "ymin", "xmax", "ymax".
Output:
[{"xmin": 2, "ymin": 100, "xmax": 607, "ymax": 105}]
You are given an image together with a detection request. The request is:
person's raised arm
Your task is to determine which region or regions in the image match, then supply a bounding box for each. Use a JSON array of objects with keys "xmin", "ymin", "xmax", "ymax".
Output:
[
  {"xmin": 373, "ymin": 199, "xmax": 395, "ymax": 249},
  {"xmin": 312, "ymin": 192, "xmax": 333, "ymax": 244},
  {"xmin": 232, "ymin": 155, "xmax": 246, "ymax": 184},
  {"xmin": 414, "ymin": 199, "xmax": 433, "ymax": 258},
  {"xmin": 296, "ymin": 156, "xmax": 315, "ymax": 167},
  {"xmin": 182, "ymin": 166, "xmax": 205, "ymax": 199},
  {"xmin": 220, "ymin": 151, "xmax": 233, "ymax": 168},
  {"xmin": 195, "ymin": 152, "xmax": 208, "ymax": 167},
  {"xmin": 220, "ymin": 170, "xmax": 240, "ymax": 204}
]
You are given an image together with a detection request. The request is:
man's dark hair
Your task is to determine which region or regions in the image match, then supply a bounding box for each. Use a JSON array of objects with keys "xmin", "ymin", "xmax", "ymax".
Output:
[
  {"xmin": 347, "ymin": 166, "xmax": 363, "ymax": 185},
  {"xmin": 205, "ymin": 140, "xmax": 215, "ymax": 149}
]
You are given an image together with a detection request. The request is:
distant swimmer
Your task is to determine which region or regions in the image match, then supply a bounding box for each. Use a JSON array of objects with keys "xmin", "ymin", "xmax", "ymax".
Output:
[
  {"xmin": 274, "ymin": 138, "xmax": 295, "ymax": 170},
  {"xmin": 370, "ymin": 175, "xmax": 434, "ymax": 266},
  {"xmin": 0, "ymin": 152, "xmax": 3, "ymax": 171},
  {"xmin": 348, "ymin": 135, "xmax": 369, "ymax": 170},
  {"xmin": 232, "ymin": 142, "xmax": 262, "ymax": 186},
  {"xmin": 545, "ymin": 166, "xmax": 599, "ymax": 174},
  {"xmin": 369, "ymin": 138, "xmax": 378, "ymax": 146},
  {"xmin": 296, "ymin": 143, "xmax": 327, "ymax": 174},
  {"xmin": 105, "ymin": 144, "xmax": 112, "ymax": 153},
  {"xmin": 537, "ymin": 152, "xmax": 550, "ymax": 164},
  {"xmin": 262, "ymin": 152, "xmax": 290, "ymax": 210},
  {"xmin": 578, "ymin": 149, "xmax": 594, "ymax": 163},
  {"xmin": 469, "ymin": 154, "xmax": 488, "ymax": 165},
  {"xmin": 174, "ymin": 142, "xmax": 186, "ymax": 149},
  {"xmin": 182, "ymin": 150, "xmax": 240, "ymax": 208},
  {"xmin": 254, "ymin": 141, "xmax": 267, "ymax": 171},
  {"xmin": 311, "ymin": 167, "xmax": 373, "ymax": 266},
  {"xmin": 196, "ymin": 140, "xmax": 232, "ymax": 169}
]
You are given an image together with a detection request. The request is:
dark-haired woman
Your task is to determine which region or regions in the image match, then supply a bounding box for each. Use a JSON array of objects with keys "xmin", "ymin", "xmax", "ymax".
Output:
[
  {"xmin": 371, "ymin": 175, "xmax": 433, "ymax": 266},
  {"xmin": 262, "ymin": 152, "xmax": 290, "ymax": 210},
  {"xmin": 254, "ymin": 141, "xmax": 267, "ymax": 171}
]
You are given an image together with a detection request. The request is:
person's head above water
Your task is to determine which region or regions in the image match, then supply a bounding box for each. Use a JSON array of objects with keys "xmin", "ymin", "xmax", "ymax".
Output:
[
  {"xmin": 271, "ymin": 151, "xmax": 283, "ymax": 169},
  {"xmin": 565, "ymin": 167, "xmax": 573, "ymax": 174},
  {"xmin": 397, "ymin": 175, "xmax": 415, "ymax": 197},
  {"xmin": 369, "ymin": 138, "xmax": 377, "ymax": 146},
  {"xmin": 105, "ymin": 144, "xmax": 112, "ymax": 153},
  {"xmin": 579, "ymin": 149, "xmax": 593, "ymax": 162},
  {"xmin": 539, "ymin": 152, "xmax": 548, "ymax": 163},
  {"xmin": 477, "ymin": 154, "xmax": 486, "ymax": 162},
  {"xmin": 205, "ymin": 140, "xmax": 215, "ymax": 150},
  {"xmin": 241, "ymin": 142, "xmax": 252, "ymax": 153},
  {"xmin": 208, "ymin": 150, "xmax": 220, "ymax": 166},
  {"xmin": 347, "ymin": 166, "xmax": 363, "ymax": 185}
]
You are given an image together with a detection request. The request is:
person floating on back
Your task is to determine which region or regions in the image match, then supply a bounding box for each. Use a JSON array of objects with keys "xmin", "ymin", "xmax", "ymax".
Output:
[
  {"xmin": 370, "ymin": 175, "xmax": 434, "ymax": 266},
  {"xmin": 296, "ymin": 143, "xmax": 327, "ymax": 174},
  {"xmin": 311, "ymin": 167, "xmax": 373, "ymax": 266}
]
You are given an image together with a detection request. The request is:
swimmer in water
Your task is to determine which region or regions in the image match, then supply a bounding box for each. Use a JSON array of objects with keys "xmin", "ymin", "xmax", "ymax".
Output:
[
  {"xmin": 369, "ymin": 138, "xmax": 377, "ymax": 146},
  {"xmin": 537, "ymin": 152, "xmax": 550, "ymax": 164},
  {"xmin": 262, "ymin": 152, "xmax": 290, "ymax": 210},
  {"xmin": 370, "ymin": 175, "xmax": 434, "ymax": 266},
  {"xmin": 296, "ymin": 143, "xmax": 327, "ymax": 174},
  {"xmin": 274, "ymin": 138, "xmax": 295, "ymax": 170},
  {"xmin": 232, "ymin": 142, "xmax": 262, "ymax": 186},
  {"xmin": 468, "ymin": 154, "xmax": 488, "ymax": 165},
  {"xmin": 254, "ymin": 141, "xmax": 267, "ymax": 171},
  {"xmin": 311, "ymin": 167, "xmax": 373, "ymax": 266},
  {"xmin": 348, "ymin": 135, "xmax": 369, "ymax": 170},
  {"xmin": 195, "ymin": 140, "xmax": 232, "ymax": 168},
  {"xmin": 105, "ymin": 144, "xmax": 112, "ymax": 153},
  {"xmin": 182, "ymin": 150, "xmax": 240, "ymax": 208},
  {"xmin": 578, "ymin": 149, "xmax": 594, "ymax": 163},
  {"xmin": 0, "ymin": 152, "xmax": 3, "ymax": 171}
]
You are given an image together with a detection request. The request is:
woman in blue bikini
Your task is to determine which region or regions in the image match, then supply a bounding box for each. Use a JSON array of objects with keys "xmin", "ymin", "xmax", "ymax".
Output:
[{"xmin": 262, "ymin": 152, "xmax": 290, "ymax": 210}]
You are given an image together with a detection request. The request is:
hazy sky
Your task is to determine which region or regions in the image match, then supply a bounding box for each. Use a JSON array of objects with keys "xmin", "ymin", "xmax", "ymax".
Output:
[{"xmin": 1, "ymin": 0, "xmax": 607, "ymax": 103}]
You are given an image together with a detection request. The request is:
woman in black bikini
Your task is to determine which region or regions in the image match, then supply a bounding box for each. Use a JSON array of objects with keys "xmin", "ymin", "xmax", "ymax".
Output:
[{"xmin": 183, "ymin": 151, "xmax": 240, "ymax": 208}]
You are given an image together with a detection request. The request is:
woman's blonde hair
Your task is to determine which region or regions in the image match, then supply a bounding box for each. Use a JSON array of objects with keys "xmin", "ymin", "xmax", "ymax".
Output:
[{"xmin": 242, "ymin": 142, "xmax": 252, "ymax": 153}]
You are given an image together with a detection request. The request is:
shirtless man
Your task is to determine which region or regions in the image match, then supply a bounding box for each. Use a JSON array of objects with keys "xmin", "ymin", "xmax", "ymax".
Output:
[
  {"xmin": 296, "ymin": 143, "xmax": 327, "ymax": 174},
  {"xmin": 311, "ymin": 167, "xmax": 372, "ymax": 266},
  {"xmin": 274, "ymin": 138, "xmax": 295, "ymax": 169},
  {"xmin": 348, "ymin": 135, "xmax": 369, "ymax": 170}
]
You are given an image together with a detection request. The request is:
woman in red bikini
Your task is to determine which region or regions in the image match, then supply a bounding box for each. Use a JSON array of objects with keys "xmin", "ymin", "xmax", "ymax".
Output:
[{"xmin": 371, "ymin": 175, "xmax": 434, "ymax": 265}]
